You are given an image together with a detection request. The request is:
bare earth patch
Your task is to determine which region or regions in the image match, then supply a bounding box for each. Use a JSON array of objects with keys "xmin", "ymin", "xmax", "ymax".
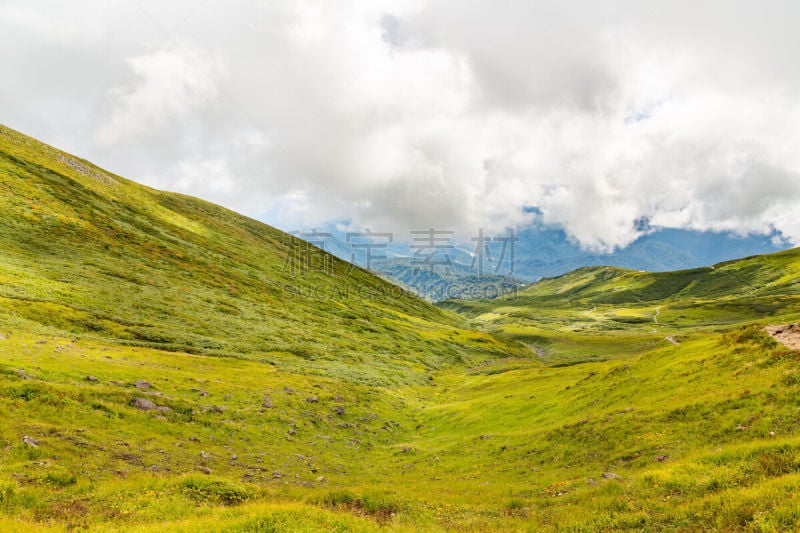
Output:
[{"xmin": 765, "ymin": 324, "xmax": 800, "ymax": 351}]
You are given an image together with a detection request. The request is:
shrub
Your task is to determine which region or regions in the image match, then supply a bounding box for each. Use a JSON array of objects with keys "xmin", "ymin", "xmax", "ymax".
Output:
[
  {"xmin": 181, "ymin": 476, "xmax": 249, "ymax": 505},
  {"xmin": 44, "ymin": 471, "xmax": 77, "ymax": 487}
]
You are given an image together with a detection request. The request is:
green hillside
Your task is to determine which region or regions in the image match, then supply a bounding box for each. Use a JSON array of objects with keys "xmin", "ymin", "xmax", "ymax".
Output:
[
  {"xmin": 1, "ymin": 124, "xmax": 800, "ymax": 531},
  {"xmin": 442, "ymin": 249, "xmax": 800, "ymax": 364},
  {"xmin": 0, "ymin": 124, "xmax": 520, "ymax": 386}
]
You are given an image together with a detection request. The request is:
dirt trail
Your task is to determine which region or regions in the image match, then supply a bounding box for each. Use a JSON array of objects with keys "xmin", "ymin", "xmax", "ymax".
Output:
[
  {"xmin": 653, "ymin": 307, "xmax": 661, "ymax": 324},
  {"xmin": 766, "ymin": 324, "xmax": 800, "ymax": 351}
]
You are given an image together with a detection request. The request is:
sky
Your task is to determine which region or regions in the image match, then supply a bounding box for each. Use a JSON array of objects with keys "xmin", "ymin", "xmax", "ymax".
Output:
[{"xmin": 1, "ymin": 0, "xmax": 799, "ymax": 251}]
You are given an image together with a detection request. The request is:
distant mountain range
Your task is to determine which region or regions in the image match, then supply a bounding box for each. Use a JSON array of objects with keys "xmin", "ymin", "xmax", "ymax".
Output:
[{"xmin": 292, "ymin": 223, "xmax": 790, "ymax": 299}]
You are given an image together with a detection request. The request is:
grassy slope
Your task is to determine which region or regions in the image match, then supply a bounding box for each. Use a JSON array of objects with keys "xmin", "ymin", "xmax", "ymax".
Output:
[
  {"xmin": 0, "ymin": 124, "xmax": 521, "ymax": 386},
  {"xmin": 1, "ymin": 124, "xmax": 800, "ymax": 531}
]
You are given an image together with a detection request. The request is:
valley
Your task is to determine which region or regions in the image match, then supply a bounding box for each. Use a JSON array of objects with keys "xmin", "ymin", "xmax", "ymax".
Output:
[{"xmin": 1, "ymin": 124, "xmax": 800, "ymax": 531}]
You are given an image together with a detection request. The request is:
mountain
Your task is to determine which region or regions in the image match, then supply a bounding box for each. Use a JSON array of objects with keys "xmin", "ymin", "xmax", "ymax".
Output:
[
  {"xmin": 292, "ymin": 223, "xmax": 788, "ymax": 300},
  {"xmin": 511, "ymin": 224, "xmax": 789, "ymax": 280},
  {"xmin": 441, "ymin": 247, "xmax": 800, "ymax": 362},
  {"xmin": 2, "ymin": 124, "xmax": 800, "ymax": 531},
  {"xmin": 0, "ymin": 124, "xmax": 520, "ymax": 386}
]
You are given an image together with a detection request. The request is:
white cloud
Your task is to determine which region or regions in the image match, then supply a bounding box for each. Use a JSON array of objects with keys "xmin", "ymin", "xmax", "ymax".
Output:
[
  {"xmin": 2, "ymin": 0, "xmax": 800, "ymax": 250},
  {"xmin": 96, "ymin": 40, "xmax": 224, "ymax": 145}
]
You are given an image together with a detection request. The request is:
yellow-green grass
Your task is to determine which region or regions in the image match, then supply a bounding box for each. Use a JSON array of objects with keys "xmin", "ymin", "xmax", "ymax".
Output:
[{"xmin": 2, "ymin": 123, "xmax": 800, "ymax": 530}]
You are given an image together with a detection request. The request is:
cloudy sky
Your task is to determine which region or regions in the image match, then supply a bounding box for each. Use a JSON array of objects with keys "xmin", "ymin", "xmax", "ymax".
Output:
[{"xmin": 2, "ymin": 0, "xmax": 799, "ymax": 251}]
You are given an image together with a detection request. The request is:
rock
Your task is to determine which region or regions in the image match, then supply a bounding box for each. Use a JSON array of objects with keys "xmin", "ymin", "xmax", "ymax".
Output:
[
  {"xmin": 208, "ymin": 405, "xmax": 226, "ymax": 413},
  {"xmin": 199, "ymin": 467, "xmax": 212, "ymax": 475},
  {"xmin": 22, "ymin": 435, "xmax": 40, "ymax": 447},
  {"xmin": 145, "ymin": 465, "xmax": 160, "ymax": 472},
  {"xmin": 316, "ymin": 475, "xmax": 325, "ymax": 482},
  {"xmin": 262, "ymin": 396, "xmax": 273, "ymax": 408},
  {"xmin": 588, "ymin": 478, "xmax": 597, "ymax": 486},
  {"xmin": 189, "ymin": 436, "xmax": 200, "ymax": 442},
  {"xmin": 86, "ymin": 375, "xmax": 99, "ymax": 383},
  {"xmin": 272, "ymin": 471, "xmax": 283, "ymax": 479},
  {"xmin": 655, "ymin": 455, "xmax": 668, "ymax": 462},
  {"xmin": 735, "ymin": 424, "xmax": 747, "ymax": 431},
  {"xmin": 332, "ymin": 406, "xmax": 345, "ymax": 416},
  {"xmin": 601, "ymin": 472, "xmax": 621, "ymax": 480},
  {"xmin": 0, "ymin": 333, "xmax": 6, "ymax": 341},
  {"xmin": 156, "ymin": 405, "xmax": 171, "ymax": 413},
  {"xmin": 306, "ymin": 396, "xmax": 319, "ymax": 404},
  {"xmin": 230, "ymin": 454, "xmax": 238, "ymax": 461},
  {"xmin": 200, "ymin": 450, "xmax": 210, "ymax": 458},
  {"xmin": 17, "ymin": 369, "xmax": 30, "ymax": 380},
  {"xmin": 132, "ymin": 398, "xmax": 158, "ymax": 411},
  {"xmin": 190, "ymin": 388, "xmax": 209, "ymax": 396},
  {"xmin": 283, "ymin": 387, "xmax": 294, "ymax": 394},
  {"xmin": 134, "ymin": 380, "xmax": 152, "ymax": 389},
  {"xmin": 769, "ymin": 431, "xmax": 776, "ymax": 437}
]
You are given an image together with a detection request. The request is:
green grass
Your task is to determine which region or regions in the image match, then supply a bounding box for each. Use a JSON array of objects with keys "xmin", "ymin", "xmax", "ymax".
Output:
[{"xmin": 1, "ymin": 123, "xmax": 800, "ymax": 530}]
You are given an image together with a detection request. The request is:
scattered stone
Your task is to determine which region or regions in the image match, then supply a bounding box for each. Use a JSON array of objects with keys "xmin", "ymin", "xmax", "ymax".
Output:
[
  {"xmin": 199, "ymin": 467, "xmax": 212, "ymax": 475},
  {"xmin": 132, "ymin": 398, "xmax": 163, "ymax": 411},
  {"xmin": 262, "ymin": 396, "xmax": 273, "ymax": 408},
  {"xmin": 145, "ymin": 465, "xmax": 160, "ymax": 473},
  {"xmin": 86, "ymin": 375, "xmax": 99, "ymax": 383},
  {"xmin": 334, "ymin": 395, "xmax": 344, "ymax": 402},
  {"xmin": 306, "ymin": 396, "xmax": 319, "ymax": 404},
  {"xmin": 190, "ymin": 388, "xmax": 209, "ymax": 396},
  {"xmin": 208, "ymin": 405, "xmax": 226, "ymax": 413},
  {"xmin": 316, "ymin": 475, "xmax": 325, "ymax": 482},
  {"xmin": 602, "ymin": 472, "xmax": 621, "ymax": 480},
  {"xmin": 332, "ymin": 406, "xmax": 345, "ymax": 416},
  {"xmin": 22, "ymin": 435, "xmax": 40, "ymax": 447},
  {"xmin": 230, "ymin": 454, "xmax": 238, "ymax": 461},
  {"xmin": 735, "ymin": 424, "xmax": 747, "ymax": 431},
  {"xmin": 134, "ymin": 380, "xmax": 152, "ymax": 389},
  {"xmin": 769, "ymin": 431, "xmax": 776, "ymax": 437},
  {"xmin": 588, "ymin": 478, "xmax": 597, "ymax": 486},
  {"xmin": 655, "ymin": 455, "xmax": 668, "ymax": 462},
  {"xmin": 189, "ymin": 436, "xmax": 200, "ymax": 442},
  {"xmin": 287, "ymin": 429, "xmax": 296, "ymax": 436},
  {"xmin": 17, "ymin": 369, "xmax": 30, "ymax": 380},
  {"xmin": 272, "ymin": 471, "xmax": 283, "ymax": 479},
  {"xmin": 109, "ymin": 380, "xmax": 123, "ymax": 386},
  {"xmin": 200, "ymin": 450, "xmax": 210, "ymax": 458},
  {"xmin": 283, "ymin": 387, "xmax": 294, "ymax": 394}
]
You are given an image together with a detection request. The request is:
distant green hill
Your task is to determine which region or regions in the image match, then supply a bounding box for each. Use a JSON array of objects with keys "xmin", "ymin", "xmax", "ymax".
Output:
[
  {"xmin": 0, "ymin": 124, "xmax": 520, "ymax": 385},
  {"xmin": 441, "ymin": 247, "xmax": 800, "ymax": 364}
]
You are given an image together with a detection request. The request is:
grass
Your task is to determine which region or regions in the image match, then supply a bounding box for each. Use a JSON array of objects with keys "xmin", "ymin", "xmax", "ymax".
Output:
[{"xmin": 1, "ymin": 123, "xmax": 800, "ymax": 530}]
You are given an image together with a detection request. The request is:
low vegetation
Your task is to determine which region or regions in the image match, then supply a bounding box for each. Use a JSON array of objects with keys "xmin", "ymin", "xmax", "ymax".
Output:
[{"xmin": 1, "ymin": 124, "xmax": 799, "ymax": 530}]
